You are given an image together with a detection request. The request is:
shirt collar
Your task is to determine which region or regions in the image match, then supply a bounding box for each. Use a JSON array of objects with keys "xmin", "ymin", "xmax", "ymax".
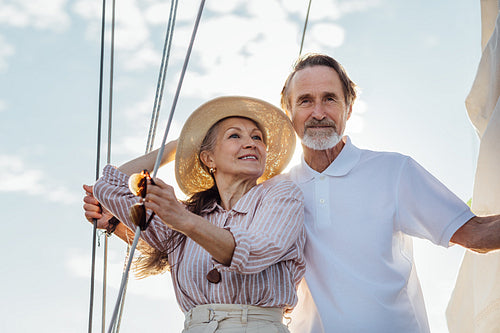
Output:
[
  {"xmin": 200, "ymin": 185, "xmax": 259, "ymax": 215},
  {"xmin": 297, "ymin": 136, "xmax": 361, "ymax": 180}
]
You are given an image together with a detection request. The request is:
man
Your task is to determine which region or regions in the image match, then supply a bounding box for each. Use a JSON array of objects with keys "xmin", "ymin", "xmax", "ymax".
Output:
[{"xmin": 281, "ymin": 53, "xmax": 500, "ymax": 332}]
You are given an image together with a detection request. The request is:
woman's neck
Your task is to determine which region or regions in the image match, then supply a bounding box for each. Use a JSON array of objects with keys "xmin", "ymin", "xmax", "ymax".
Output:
[{"xmin": 215, "ymin": 176, "xmax": 257, "ymax": 210}]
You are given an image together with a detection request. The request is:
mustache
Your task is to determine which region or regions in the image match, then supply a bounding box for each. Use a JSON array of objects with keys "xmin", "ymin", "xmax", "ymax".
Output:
[{"xmin": 305, "ymin": 118, "xmax": 337, "ymax": 130}]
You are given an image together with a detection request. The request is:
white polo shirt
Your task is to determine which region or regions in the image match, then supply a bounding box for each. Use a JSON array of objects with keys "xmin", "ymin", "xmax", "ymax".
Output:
[{"xmin": 287, "ymin": 137, "xmax": 475, "ymax": 333}]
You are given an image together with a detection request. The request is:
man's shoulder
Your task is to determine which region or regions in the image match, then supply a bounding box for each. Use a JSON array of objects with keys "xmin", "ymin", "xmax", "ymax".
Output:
[
  {"xmin": 283, "ymin": 163, "xmax": 305, "ymax": 183},
  {"xmin": 358, "ymin": 146, "xmax": 410, "ymax": 166}
]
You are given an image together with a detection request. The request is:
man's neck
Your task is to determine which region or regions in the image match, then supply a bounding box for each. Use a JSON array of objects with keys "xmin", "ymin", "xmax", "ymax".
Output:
[{"xmin": 302, "ymin": 138, "xmax": 345, "ymax": 173}]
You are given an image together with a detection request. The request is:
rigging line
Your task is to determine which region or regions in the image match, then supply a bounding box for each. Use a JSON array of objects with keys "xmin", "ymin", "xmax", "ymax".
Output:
[
  {"xmin": 112, "ymin": 247, "xmax": 129, "ymax": 333},
  {"xmin": 152, "ymin": 0, "xmax": 205, "ymax": 178},
  {"xmin": 107, "ymin": 1, "xmax": 206, "ymax": 332},
  {"xmin": 102, "ymin": 0, "xmax": 117, "ymax": 332},
  {"xmin": 299, "ymin": 0, "xmax": 313, "ymax": 56},
  {"xmin": 112, "ymin": 2, "xmax": 180, "ymax": 331},
  {"xmin": 89, "ymin": 0, "xmax": 108, "ymax": 332},
  {"xmin": 146, "ymin": 0, "xmax": 179, "ymax": 154}
]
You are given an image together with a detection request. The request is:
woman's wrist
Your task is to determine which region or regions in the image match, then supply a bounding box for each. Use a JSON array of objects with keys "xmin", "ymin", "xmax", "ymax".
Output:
[{"xmin": 105, "ymin": 216, "xmax": 121, "ymax": 236}]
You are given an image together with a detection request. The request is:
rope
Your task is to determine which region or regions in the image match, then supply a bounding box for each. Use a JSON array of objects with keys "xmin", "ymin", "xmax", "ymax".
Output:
[
  {"xmin": 146, "ymin": 0, "xmax": 179, "ymax": 154},
  {"xmin": 106, "ymin": 1, "xmax": 206, "ymax": 332},
  {"xmin": 102, "ymin": 0, "xmax": 117, "ymax": 332},
  {"xmin": 299, "ymin": 0, "xmax": 313, "ymax": 56},
  {"xmin": 88, "ymin": 0, "xmax": 107, "ymax": 332},
  {"xmin": 110, "ymin": 2, "xmax": 180, "ymax": 331}
]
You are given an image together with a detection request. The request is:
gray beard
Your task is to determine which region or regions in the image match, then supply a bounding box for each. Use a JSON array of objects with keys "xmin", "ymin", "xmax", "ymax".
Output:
[{"xmin": 302, "ymin": 130, "xmax": 342, "ymax": 150}]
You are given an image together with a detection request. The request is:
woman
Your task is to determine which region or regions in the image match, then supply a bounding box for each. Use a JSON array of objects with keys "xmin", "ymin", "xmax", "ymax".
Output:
[{"xmin": 83, "ymin": 96, "xmax": 305, "ymax": 332}]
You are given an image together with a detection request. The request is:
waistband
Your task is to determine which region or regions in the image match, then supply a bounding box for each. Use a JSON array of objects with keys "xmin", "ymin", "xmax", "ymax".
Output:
[{"xmin": 184, "ymin": 304, "xmax": 284, "ymax": 329}]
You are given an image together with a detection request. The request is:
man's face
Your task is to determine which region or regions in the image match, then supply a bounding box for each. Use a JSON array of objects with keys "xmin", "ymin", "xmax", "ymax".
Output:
[{"xmin": 288, "ymin": 65, "xmax": 352, "ymax": 150}]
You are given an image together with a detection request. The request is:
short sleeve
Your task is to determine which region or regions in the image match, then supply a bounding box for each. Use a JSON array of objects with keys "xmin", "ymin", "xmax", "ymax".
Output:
[{"xmin": 396, "ymin": 157, "xmax": 475, "ymax": 246}]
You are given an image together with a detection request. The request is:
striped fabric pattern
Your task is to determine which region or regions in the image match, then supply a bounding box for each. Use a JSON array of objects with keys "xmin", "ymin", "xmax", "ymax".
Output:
[{"xmin": 94, "ymin": 165, "xmax": 306, "ymax": 312}]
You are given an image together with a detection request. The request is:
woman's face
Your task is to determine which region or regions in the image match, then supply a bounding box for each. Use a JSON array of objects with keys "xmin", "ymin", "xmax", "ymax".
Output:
[{"xmin": 201, "ymin": 117, "xmax": 267, "ymax": 183}]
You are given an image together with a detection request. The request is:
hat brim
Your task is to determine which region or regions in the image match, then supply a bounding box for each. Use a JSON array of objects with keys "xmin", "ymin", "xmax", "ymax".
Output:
[{"xmin": 175, "ymin": 96, "xmax": 296, "ymax": 196}]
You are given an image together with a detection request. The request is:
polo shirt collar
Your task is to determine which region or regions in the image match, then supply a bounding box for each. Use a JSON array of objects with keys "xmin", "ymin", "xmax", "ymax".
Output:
[{"xmin": 298, "ymin": 136, "xmax": 361, "ymax": 180}]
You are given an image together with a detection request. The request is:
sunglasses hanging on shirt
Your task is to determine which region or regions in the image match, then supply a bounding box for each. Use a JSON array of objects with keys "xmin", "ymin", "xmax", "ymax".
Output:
[{"xmin": 128, "ymin": 169, "xmax": 156, "ymax": 231}]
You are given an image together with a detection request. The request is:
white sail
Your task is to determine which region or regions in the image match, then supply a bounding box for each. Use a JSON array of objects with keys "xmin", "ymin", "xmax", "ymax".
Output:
[{"xmin": 446, "ymin": 2, "xmax": 500, "ymax": 332}]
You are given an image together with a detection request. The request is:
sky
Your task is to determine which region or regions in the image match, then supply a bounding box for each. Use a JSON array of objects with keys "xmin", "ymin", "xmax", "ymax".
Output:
[{"xmin": 0, "ymin": 0, "xmax": 485, "ymax": 332}]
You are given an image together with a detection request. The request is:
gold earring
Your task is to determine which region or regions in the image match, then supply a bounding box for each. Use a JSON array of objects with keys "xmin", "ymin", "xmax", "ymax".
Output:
[{"xmin": 209, "ymin": 167, "xmax": 216, "ymax": 174}]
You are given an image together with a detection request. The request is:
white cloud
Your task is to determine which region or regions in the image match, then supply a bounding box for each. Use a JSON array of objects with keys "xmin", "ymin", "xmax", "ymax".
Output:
[
  {"xmin": 69, "ymin": 0, "xmax": 379, "ymax": 89},
  {"xmin": 206, "ymin": 0, "xmax": 243, "ymax": 14},
  {"xmin": 338, "ymin": 0, "xmax": 382, "ymax": 15},
  {"xmin": 107, "ymin": 95, "xmax": 183, "ymax": 159},
  {"xmin": 0, "ymin": 34, "xmax": 15, "ymax": 72},
  {"xmin": 174, "ymin": 11, "xmax": 301, "ymax": 101},
  {"xmin": 121, "ymin": 44, "xmax": 161, "ymax": 71},
  {"xmin": 309, "ymin": 22, "xmax": 345, "ymax": 49},
  {"xmin": 0, "ymin": 0, "xmax": 70, "ymax": 31},
  {"xmin": 423, "ymin": 35, "xmax": 440, "ymax": 48},
  {"xmin": 347, "ymin": 99, "xmax": 367, "ymax": 134},
  {"xmin": 0, "ymin": 154, "xmax": 79, "ymax": 204},
  {"xmin": 66, "ymin": 247, "xmax": 177, "ymax": 301}
]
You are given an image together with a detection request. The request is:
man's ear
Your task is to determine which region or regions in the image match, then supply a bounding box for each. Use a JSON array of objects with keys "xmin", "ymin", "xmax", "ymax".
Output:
[
  {"xmin": 200, "ymin": 150, "xmax": 215, "ymax": 169},
  {"xmin": 346, "ymin": 104, "xmax": 353, "ymax": 120}
]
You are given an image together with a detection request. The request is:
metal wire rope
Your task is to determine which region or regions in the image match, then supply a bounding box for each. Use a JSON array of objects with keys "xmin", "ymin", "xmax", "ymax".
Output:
[
  {"xmin": 111, "ymin": 1, "xmax": 180, "ymax": 332},
  {"xmin": 106, "ymin": 1, "xmax": 206, "ymax": 332},
  {"xmin": 299, "ymin": 0, "xmax": 313, "ymax": 56},
  {"xmin": 146, "ymin": 0, "xmax": 179, "ymax": 154},
  {"xmin": 88, "ymin": 0, "xmax": 108, "ymax": 332},
  {"xmin": 101, "ymin": 0, "xmax": 117, "ymax": 332}
]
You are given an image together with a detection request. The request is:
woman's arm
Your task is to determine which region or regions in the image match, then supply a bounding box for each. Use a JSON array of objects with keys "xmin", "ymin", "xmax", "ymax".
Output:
[
  {"xmin": 83, "ymin": 184, "xmax": 155, "ymax": 253},
  {"xmin": 217, "ymin": 179, "xmax": 305, "ymax": 275},
  {"xmin": 144, "ymin": 178, "xmax": 236, "ymax": 265},
  {"xmin": 118, "ymin": 140, "xmax": 177, "ymax": 176}
]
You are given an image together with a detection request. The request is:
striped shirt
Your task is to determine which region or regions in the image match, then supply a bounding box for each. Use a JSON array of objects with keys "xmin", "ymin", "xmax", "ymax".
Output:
[{"xmin": 94, "ymin": 165, "xmax": 306, "ymax": 312}]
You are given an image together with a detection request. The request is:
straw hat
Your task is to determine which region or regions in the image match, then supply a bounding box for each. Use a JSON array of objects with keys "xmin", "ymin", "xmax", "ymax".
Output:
[{"xmin": 175, "ymin": 96, "xmax": 296, "ymax": 196}]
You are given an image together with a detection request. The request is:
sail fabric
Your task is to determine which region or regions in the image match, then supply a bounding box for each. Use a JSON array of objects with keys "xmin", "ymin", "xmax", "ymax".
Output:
[{"xmin": 446, "ymin": 6, "xmax": 500, "ymax": 333}]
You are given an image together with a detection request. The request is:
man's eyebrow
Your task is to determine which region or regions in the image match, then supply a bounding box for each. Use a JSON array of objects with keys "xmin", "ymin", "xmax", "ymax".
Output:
[
  {"xmin": 324, "ymin": 91, "xmax": 340, "ymax": 99},
  {"xmin": 295, "ymin": 93, "xmax": 312, "ymax": 102}
]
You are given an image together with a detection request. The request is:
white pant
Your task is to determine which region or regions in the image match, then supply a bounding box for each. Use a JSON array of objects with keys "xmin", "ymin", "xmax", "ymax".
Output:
[{"xmin": 183, "ymin": 304, "xmax": 289, "ymax": 333}]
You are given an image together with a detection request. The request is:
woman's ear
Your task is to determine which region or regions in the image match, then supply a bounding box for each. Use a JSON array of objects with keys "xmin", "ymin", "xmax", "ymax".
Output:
[{"xmin": 200, "ymin": 150, "xmax": 215, "ymax": 169}]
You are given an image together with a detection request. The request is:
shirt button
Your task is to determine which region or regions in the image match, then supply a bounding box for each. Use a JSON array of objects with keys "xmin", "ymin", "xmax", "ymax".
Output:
[
  {"xmin": 320, "ymin": 176, "xmax": 325, "ymax": 180},
  {"xmin": 319, "ymin": 199, "xmax": 325, "ymax": 204}
]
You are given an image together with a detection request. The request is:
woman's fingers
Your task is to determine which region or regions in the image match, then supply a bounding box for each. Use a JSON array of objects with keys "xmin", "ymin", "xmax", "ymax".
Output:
[
  {"xmin": 149, "ymin": 177, "xmax": 168, "ymax": 189},
  {"xmin": 83, "ymin": 194, "xmax": 100, "ymax": 206},
  {"xmin": 83, "ymin": 184, "xmax": 102, "ymax": 222},
  {"xmin": 84, "ymin": 209, "xmax": 102, "ymax": 221},
  {"xmin": 83, "ymin": 184, "xmax": 94, "ymax": 195},
  {"xmin": 146, "ymin": 178, "xmax": 176, "ymax": 201}
]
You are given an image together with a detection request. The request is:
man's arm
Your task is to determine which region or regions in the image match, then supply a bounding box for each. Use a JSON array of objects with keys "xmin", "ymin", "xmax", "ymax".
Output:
[{"xmin": 450, "ymin": 215, "xmax": 500, "ymax": 253}]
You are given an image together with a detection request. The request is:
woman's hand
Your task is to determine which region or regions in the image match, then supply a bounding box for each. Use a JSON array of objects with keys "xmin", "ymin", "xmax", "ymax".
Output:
[
  {"xmin": 145, "ymin": 178, "xmax": 235, "ymax": 265},
  {"xmin": 144, "ymin": 178, "xmax": 192, "ymax": 233},
  {"xmin": 83, "ymin": 184, "xmax": 114, "ymax": 229}
]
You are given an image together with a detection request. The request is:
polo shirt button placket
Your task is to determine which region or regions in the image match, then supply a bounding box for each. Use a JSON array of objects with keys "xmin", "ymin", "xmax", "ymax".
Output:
[{"xmin": 315, "ymin": 174, "xmax": 330, "ymax": 227}]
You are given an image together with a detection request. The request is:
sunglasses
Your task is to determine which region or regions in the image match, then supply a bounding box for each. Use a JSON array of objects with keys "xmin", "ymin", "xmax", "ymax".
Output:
[{"xmin": 128, "ymin": 169, "xmax": 156, "ymax": 231}]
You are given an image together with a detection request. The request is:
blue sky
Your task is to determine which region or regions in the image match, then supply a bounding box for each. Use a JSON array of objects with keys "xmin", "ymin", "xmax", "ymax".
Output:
[{"xmin": 1, "ymin": 0, "xmax": 482, "ymax": 332}]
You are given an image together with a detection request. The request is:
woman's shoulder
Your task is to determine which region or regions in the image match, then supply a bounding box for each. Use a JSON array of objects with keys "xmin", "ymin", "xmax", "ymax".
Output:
[{"xmin": 259, "ymin": 175, "xmax": 303, "ymax": 200}]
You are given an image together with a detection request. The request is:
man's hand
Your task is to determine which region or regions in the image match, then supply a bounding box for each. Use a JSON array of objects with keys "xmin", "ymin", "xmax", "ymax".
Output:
[{"xmin": 451, "ymin": 215, "xmax": 500, "ymax": 253}]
